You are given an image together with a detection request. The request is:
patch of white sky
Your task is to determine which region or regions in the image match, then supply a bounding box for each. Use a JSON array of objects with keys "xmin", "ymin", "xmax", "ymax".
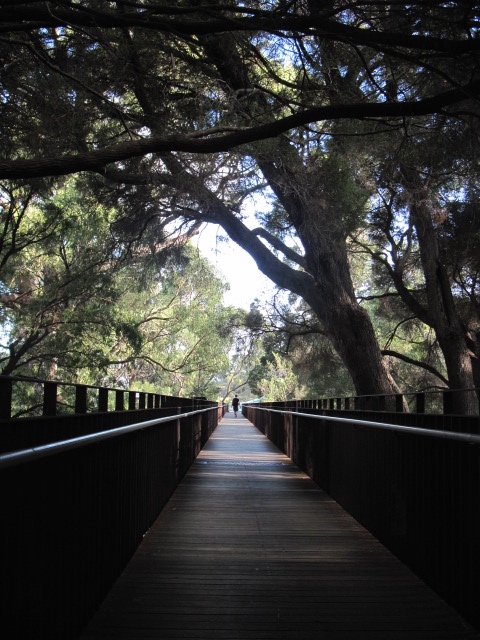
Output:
[{"xmin": 193, "ymin": 198, "xmax": 276, "ymax": 310}]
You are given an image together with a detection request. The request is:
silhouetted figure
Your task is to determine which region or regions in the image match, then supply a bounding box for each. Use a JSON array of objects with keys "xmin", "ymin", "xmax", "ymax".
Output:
[{"xmin": 232, "ymin": 395, "xmax": 240, "ymax": 417}]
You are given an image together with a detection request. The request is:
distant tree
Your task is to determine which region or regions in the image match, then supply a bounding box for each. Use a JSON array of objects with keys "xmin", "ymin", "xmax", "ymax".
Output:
[
  {"xmin": 0, "ymin": 178, "xmax": 237, "ymax": 399},
  {"xmin": 100, "ymin": 245, "xmax": 235, "ymax": 397},
  {"xmin": 217, "ymin": 306, "xmax": 268, "ymax": 402},
  {"xmin": 256, "ymin": 352, "xmax": 305, "ymax": 402}
]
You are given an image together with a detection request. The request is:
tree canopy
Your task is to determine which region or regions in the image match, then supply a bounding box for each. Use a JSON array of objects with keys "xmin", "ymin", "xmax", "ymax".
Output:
[{"xmin": 1, "ymin": 1, "xmax": 480, "ymax": 411}]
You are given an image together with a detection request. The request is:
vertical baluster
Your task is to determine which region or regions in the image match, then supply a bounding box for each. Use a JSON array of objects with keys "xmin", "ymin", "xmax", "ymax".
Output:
[
  {"xmin": 416, "ymin": 392, "xmax": 425, "ymax": 414},
  {"xmin": 0, "ymin": 377, "xmax": 13, "ymax": 419},
  {"xmin": 98, "ymin": 387, "xmax": 108, "ymax": 412},
  {"xmin": 43, "ymin": 381, "xmax": 57, "ymax": 416},
  {"xmin": 128, "ymin": 391, "xmax": 136, "ymax": 410},
  {"xmin": 75, "ymin": 385, "xmax": 87, "ymax": 414},
  {"xmin": 395, "ymin": 393, "xmax": 404, "ymax": 412},
  {"xmin": 115, "ymin": 390, "xmax": 124, "ymax": 411}
]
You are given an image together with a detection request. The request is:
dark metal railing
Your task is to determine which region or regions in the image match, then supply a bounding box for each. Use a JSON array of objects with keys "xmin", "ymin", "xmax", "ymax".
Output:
[
  {"xmin": 246, "ymin": 405, "xmax": 480, "ymax": 444},
  {"xmin": 243, "ymin": 402, "xmax": 480, "ymax": 633},
  {"xmin": 0, "ymin": 374, "xmax": 175, "ymax": 419},
  {"xmin": 0, "ymin": 406, "xmax": 218, "ymax": 469},
  {"xmin": 1, "ymin": 378, "xmax": 226, "ymax": 640},
  {"xmin": 288, "ymin": 386, "xmax": 480, "ymax": 415}
]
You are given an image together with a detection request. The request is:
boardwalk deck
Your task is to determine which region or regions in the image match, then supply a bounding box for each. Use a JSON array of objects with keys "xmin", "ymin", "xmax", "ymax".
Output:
[{"xmin": 80, "ymin": 414, "xmax": 479, "ymax": 639}]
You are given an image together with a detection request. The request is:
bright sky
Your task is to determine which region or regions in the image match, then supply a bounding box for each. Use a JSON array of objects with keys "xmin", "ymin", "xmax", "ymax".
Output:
[{"xmin": 196, "ymin": 223, "xmax": 274, "ymax": 309}]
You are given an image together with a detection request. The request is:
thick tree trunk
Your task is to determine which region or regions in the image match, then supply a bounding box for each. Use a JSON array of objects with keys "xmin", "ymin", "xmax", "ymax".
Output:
[
  {"xmin": 406, "ymin": 175, "xmax": 476, "ymax": 414},
  {"xmin": 165, "ymin": 153, "xmax": 399, "ymax": 399},
  {"xmin": 243, "ymin": 224, "xmax": 398, "ymax": 398},
  {"xmin": 256, "ymin": 161, "xmax": 400, "ymax": 399},
  {"xmin": 297, "ymin": 209, "xmax": 398, "ymax": 397},
  {"xmin": 179, "ymin": 29, "xmax": 400, "ymax": 400}
]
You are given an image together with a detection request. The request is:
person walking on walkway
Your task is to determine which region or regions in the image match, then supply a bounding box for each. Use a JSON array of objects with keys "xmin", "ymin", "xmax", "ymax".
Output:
[{"xmin": 232, "ymin": 394, "xmax": 240, "ymax": 417}]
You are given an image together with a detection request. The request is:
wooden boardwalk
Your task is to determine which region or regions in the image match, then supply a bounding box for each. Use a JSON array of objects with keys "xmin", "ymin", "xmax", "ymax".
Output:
[{"xmin": 81, "ymin": 414, "xmax": 479, "ymax": 639}]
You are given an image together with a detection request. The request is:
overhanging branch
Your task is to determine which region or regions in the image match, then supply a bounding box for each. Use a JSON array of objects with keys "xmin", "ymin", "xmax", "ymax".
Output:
[
  {"xmin": 1, "ymin": 80, "xmax": 478, "ymax": 180},
  {"xmin": 1, "ymin": 5, "xmax": 479, "ymax": 56},
  {"xmin": 251, "ymin": 227, "xmax": 307, "ymax": 270},
  {"xmin": 382, "ymin": 349, "xmax": 449, "ymax": 385}
]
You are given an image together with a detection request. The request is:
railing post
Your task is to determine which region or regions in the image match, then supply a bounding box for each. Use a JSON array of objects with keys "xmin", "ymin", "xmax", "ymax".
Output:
[
  {"xmin": 395, "ymin": 393, "xmax": 404, "ymax": 412},
  {"xmin": 115, "ymin": 390, "xmax": 124, "ymax": 411},
  {"xmin": 443, "ymin": 390, "xmax": 453, "ymax": 415},
  {"xmin": 416, "ymin": 392, "xmax": 425, "ymax": 414},
  {"xmin": 75, "ymin": 385, "xmax": 87, "ymax": 414},
  {"xmin": 147, "ymin": 393, "xmax": 154, "ymax": 409},
  {"xmin": 0, "ymin": 377, "xmax": 13, "ymax": 419},
  {"xmin": 345, "ymin": 397, "xmax": 350, "ymax": 410},
  {"xmin": 138, "ymin": 392, "xmax": 146, "ymax": 410},
  {"xmin": 98, "ymin": 387, "xmax": 108, "ymax": 412},
  {"xmin": 43, "ymin": 381, "xmax": 57, "ymax": 416},
  {"xmin": 128, "ymin": 391, "xmax": 136, "ymax": 410}
]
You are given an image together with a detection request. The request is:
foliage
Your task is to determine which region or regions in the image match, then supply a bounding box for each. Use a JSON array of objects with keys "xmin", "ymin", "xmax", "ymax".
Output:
[
  {"xmin": 0, "ymin": 178, "xmax": 242, "ymax": 398},
  {"xmin": 247, "ymin": 294, "xmax": 355, "ymax": 399},
  {"xmin": 101, "ymin": 246, "xmax": 234, "ymax": 397},
  {"xmin": 215, "ymin": 305, "xmax": 270, "ymax": 403},
  {"xmin": 1, "ymin": 2, "xmax": 480, "ymax": 407},
  {"xmin": 256, "ymin": 351, "xmax": 305, "ymax": 402}
]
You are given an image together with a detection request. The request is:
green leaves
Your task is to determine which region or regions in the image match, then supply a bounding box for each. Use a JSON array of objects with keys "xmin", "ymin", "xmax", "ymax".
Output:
[{"xmin": 0, "ymin": 179, "xmax": 236, "ymax": 395}]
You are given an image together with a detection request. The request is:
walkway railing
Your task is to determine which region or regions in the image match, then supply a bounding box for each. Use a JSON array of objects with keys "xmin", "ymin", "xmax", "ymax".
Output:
[
  {"xmin": 289, "ymin": 386, "xmax": 480, "ymax": 415},
  {"xmin": 0, "ymin": 374, "xmax": 189, "ymax": 419},
  {"xmin": 243, "ymin": 402, "xmax": 480, "ymax": 633},
  {"xmin": 1, "ymin": 379, "xmax": 225, "ymax": 639}
]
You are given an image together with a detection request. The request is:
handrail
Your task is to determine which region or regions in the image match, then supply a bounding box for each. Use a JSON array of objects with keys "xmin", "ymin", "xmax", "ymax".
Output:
[
  {"xmin": 248, "ymin": 406, "xmax": 480, "ymax": 445},
  {"xmin": 0, "ymin": 406, "xmax": 218, "ymax": 470},
  {"xmin": 256, "ymin": 386, "xmax": 480, "ymax": 415},
  {"xmin": 0, "ymin": 374, "xmax": 197, "ymax": 419}
]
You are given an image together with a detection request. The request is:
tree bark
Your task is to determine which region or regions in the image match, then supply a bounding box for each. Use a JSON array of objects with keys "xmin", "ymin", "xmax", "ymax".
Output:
[
  {"xmin": 164, "ymin": 151, "xmax": 399, "ymax": 399},
  {"xmin": 258, "ymin": 160, "xmax": 399, "ymax": 398},
  {"xmin": 404, "ymin": 171, "xmax": 476, "ymax": 413}
]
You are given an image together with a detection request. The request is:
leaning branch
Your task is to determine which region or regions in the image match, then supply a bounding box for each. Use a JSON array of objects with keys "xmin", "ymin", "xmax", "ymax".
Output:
[
  {"xmin": 251, "ymin": 227, "xmax": 307, "ymax": 270},
  {"xmin": 382, "ymin": 349, "xmax": 449, "ymax": 385}
]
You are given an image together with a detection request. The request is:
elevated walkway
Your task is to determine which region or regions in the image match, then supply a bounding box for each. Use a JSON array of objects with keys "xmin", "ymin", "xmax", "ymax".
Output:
[{"xmin": 81, "ymin": 413, "xmax": 479, "ymax": 639}]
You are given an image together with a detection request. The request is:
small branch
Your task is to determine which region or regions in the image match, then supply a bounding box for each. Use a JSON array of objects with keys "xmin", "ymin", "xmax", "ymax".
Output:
[
  {"xmin": 382, "ymin": 349, "xmax": 449, "ymax": 385},
  {"xmin": 251, "ymin": 227, "xmax": 307, "ymax": 269}
]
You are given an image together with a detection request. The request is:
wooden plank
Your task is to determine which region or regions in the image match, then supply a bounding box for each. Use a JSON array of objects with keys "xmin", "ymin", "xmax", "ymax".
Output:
[{"xmin": 80, "ymin": 414, "xmax": 479, "ymax": 640}]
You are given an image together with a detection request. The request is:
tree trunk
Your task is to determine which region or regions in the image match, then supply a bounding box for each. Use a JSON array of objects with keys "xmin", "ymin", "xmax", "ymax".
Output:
[
  {"xmin": 173, "ymin": 28, "xmax": 400, "ymax": 400},
  {"xmin": 165, "ymin": 152, "xmax": 399, "ymax": 400},
  {"xmin": 259, "ymin": 161, "xmax": 399, "ymax": 399},
  {"xmin": 405, "ymin": 173, "xmax": 476, "ymax": 414}
]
